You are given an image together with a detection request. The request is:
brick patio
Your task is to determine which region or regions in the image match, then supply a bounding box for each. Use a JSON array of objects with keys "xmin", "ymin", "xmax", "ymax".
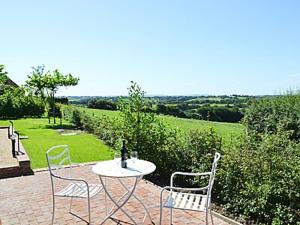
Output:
[{"xmin": 0, "ymin": 164, "xmax": 230, "ymax": 225}]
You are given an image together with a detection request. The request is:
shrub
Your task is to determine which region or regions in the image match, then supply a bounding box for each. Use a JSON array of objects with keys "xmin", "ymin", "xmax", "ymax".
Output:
[
  {"xmin": 196, "ymin": 106, "xmax": 243, "ymax": 122},
  {"xmin": 218, "ymin": 132, "xmax": 300, "ymax": 224},
  {"xmin": 220, "ymin": 93, "xmax": 300, "ymax": 224},
  {"xmin": 117, "ymin": 82, "xmax": 170, "ymax": 162},
  {"xmin": 71, "ymin": 108, "xmax": 84, "ymax": 129},
  {"xmin": 87, "ymin": 99, "xmax": 117, "ymax": 110},
  {"xmin": 62, "ymin": 82, "xmax": 223, "ymax": 181},
  {"xmin": 243, "ymin": 94, "xmax": 300, "ymax": 141},
  {"xmin": 0, "ymin": 87, "xmax": 44, "ymax": 118}
]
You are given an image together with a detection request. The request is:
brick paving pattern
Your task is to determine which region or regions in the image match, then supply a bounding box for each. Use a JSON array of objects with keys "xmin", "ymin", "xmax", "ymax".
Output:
[{"xmin": 0, "ymin": 165, "xmax": 229, "ymax": 225}]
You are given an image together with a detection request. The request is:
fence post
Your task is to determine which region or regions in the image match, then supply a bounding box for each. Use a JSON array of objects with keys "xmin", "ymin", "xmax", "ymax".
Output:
[
  {"xmin": 9, "ymin": 121, "xmax": 14, "ymax": 136},
  {"xmin": 11, "ymin": 134, "xmax": 16, "ymax": 158},
  {"xmin": 15, "ymin": 131, "xmax": 20, "ymax": 153},
  {"xmin": 7, "ymin": 126, "xmax": 10, "ymax": 139}
]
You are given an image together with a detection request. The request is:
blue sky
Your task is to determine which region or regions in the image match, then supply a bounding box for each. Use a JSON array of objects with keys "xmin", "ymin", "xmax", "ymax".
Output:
[{"xmin": 1, "ymin": 0, "xmax": 300, "ymax": 96}]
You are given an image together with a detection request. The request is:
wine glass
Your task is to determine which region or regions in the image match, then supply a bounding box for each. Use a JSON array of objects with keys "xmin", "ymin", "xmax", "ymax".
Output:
[{"xmin": 131, "ymin": 151, "xmax": 138, "ymax": 163}]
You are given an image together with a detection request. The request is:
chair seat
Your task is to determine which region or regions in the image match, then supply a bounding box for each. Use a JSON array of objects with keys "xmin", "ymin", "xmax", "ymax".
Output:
[
  {"xmin": 55, "ymin": 183, "xmax": 102, "ymax": 198},
  {"xmin": 164, "ymin": 191, "xmax": 208, "ymax": 211}
]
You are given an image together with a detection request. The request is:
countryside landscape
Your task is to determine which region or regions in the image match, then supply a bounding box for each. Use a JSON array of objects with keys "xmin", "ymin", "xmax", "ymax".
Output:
[{"xmin": 1, "ymin": 1, "xmax": 300, "ymax": 225}]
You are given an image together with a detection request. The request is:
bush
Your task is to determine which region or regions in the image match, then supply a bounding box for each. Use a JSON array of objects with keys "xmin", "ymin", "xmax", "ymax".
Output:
[
  {"xmin": 196, "ymin": 106, "xmax": 243, "ymax": 122},
  {"xmin": 156, "ymin": 104, "xmax": 187, "ymax": 117},
  {"xmin": 243, "ymin": 94, "xmax": 300, "ymax": 141},
  {"xmin": 217, "ymin": 93, "xmax": 300, "ymax": 224},
  {"xmin": 88, "ymin": 99, "xmax": 117, "ymax": 110},
  {"xmin": 62, "ymin": 82, "xmax": 222, "ymax": 181},
  {"xmin": 0, "ymin": 87, "xmax": 44, "ymax": 118},
  {"xmin": 218, "ymin": 132, "xmax": 300, "ymax": 224},
  {"xmin": 118, "ymin": 82, "xmax": 170, "ymax": 161}
]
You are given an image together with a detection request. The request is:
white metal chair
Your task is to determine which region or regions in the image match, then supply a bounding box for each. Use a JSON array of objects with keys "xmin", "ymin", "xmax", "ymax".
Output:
[
  {"xmin": 46, "ymin": 145, "xmax": 102, "ymax": 224},
  {"xmin": 159, "ymin": 152, "xmax": 221, "ymax": 225}
]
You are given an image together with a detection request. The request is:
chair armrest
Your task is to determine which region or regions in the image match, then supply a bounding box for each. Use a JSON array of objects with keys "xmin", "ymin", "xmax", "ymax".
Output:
[
  {"xmin": 52, "ymin": 174, "xmax": 89, "ymax": 188},
  {"xmin": 52, "ymin": 174, "xmax": 92, "ymax": 197},
  {"xmin": 162, "ymin": 186, "xmax": 208, "ymax": 193},
  {"xmin": 170, "ymin": 172, "xmax": 211, "ymax": 187}
]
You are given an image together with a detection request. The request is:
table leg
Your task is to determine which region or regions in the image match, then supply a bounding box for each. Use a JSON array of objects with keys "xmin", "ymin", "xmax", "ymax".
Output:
[
  {"xmin": 98, "ymin": 176, "xmax": 139, "ymax": 225},
  {"xmin": 117, "ymin": 176, "xmax": 153, "ymax": 224}
]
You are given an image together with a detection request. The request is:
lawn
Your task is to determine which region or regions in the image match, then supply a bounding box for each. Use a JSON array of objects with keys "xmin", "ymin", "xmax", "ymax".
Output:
[
  {"xmin": 0, "ymin": 109, "xmax": 244, "ymax": 168},
  {"xmin": 0, "ymin": 118, "xmax": 113, "ymax": 169},
  {"xmin": 77, "ymin": 107, "xmax": 245, "ymax": 141}
]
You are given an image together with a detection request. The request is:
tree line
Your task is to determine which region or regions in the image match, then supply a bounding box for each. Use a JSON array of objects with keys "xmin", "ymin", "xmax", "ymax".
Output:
[
  {"xmin": 0, "ymin": 64, "xmax": 79, "ymax": 121},
  {"xmin": 86, "ymin": 97, "xmax": 244, "ymax": 122}
]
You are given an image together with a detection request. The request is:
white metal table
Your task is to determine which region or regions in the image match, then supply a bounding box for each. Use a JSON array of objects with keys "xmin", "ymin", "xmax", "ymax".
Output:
[{"xmin": 92, "ymin": 159, "xmax": 156, "ymax": 225}]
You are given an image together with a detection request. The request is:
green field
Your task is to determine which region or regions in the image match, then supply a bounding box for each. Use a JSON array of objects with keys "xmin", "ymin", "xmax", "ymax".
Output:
[
  {"xmin": 0, "ymin": 108, "xmax": 244, "ymax": 168},
  {"xmin": 0, "ymin": 118, "xmax": 113, "ymax": 169},
  {"xmin": 78, "ymin": 107, "xmax": 245, "ymax": 141}
]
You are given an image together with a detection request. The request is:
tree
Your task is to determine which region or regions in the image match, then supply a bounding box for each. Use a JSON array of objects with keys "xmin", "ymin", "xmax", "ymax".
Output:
[
  {"xmin": 117, "ymin": 81, "xmax": 168, "ymax": 162},
  {"xmin": 26, "ymin": 65, "xmax": 79, "ymax": 123},
  {"xmin": 0, "ymin": 64, "xmax": 9, "ymax": 95}
]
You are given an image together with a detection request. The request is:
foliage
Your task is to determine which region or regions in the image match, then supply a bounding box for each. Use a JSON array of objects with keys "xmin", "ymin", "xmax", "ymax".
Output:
[
  {"xmin": 62, "ymin": 82, "xmax": 223, "ymax": 180},
  {"xmin": 88, "ymin": 98, "xmax": 117, "ymax": 110},
  {"xmin": 243, "ymin": 94, "xmax": 300, "ymax": 141},
  {"xmin": 193, "ymin": 105, "xmax": 243, "ymax": 122},
  {"xmin": 64, "ymin": 88, "xmax": 300, "ymax": 225},
  {"xmin": 215, "ymin": 93, "xmax": 300, "ymax": 224},
  {"xmin": 68, "ymin": 94, "xmax": 253, "ymax": 123},
  {"xmin": 156, "ymin": 103, "xmax": 187, "ymax": 117},
  {"xmin": 78, "ymin": 107, "xmax": 244, "ymax": 143},
  {"xmin": 218, "ymin": 132, "xmax": 300, "ymax": 224},
  {"xmin": 156, "ymin": 102, "xmax": 244, "ymax": 122},
  {"xmin": 0, "ymin": 64, "xmax": 9, "ymax": 95},
  {"xmin": 117, "ymin": 82, "xmax": 169, "ymax": 159},
  {"xmin": 0, "ymin": 86, "xmax": 44, "ymax": 119},
  {"xmin": 25, "ymin": 65, "xmax": 79, "ymax": 123},
  {"xmin": 0, "ymin": 64, "xmax": 45, "ymax": 118},
  {"xmin": 55, "ymin": 97, "xmax": 69, "ymax": 105}
]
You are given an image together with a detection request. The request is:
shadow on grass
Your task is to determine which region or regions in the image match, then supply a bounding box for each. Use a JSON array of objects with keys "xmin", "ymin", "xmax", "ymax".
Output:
[{"xmin": 45, "ymin": 124, "xmax": 76, "ymax": 130}]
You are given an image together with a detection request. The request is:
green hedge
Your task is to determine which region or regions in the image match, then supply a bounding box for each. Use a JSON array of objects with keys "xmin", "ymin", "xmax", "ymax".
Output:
[
  {"xmin": 62, "ymin": 105, "xmax": 222, "ymax": 179},
  {"xmin": 0, "ymin": 87, "xmax": 44, "ymax": 118},
  {"xmin": 243, "ymin": 94, "xmax": 300, "ymax": 141}
]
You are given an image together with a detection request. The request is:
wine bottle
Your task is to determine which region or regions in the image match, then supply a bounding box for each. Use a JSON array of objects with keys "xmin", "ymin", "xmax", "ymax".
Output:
[{"xmin": 121, "ymin": 140, "xmax": 127, "ymax": 168}]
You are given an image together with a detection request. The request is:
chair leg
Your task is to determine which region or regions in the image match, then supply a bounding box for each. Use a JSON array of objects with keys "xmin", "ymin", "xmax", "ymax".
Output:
[
  {"xmin": 87, "ymin": 197, "xmax": 91, "ymax": 224},
  {"xmin": 170, "ymin": 208, "xmax": 173, "ymax": 225},
  {"xmin": 104, "ymin": 177, "xmax": 107, "ymax": 215},
  {"xmin": 210, "ymin": 209, "xmax": 214, "ymax": 225},
  {"xmin": 205, "ymin": 209, "xmax": 209, "ymax": 225},
  {"xmin": 159, "ymin": 204, "xmax": 163, "ymax": 225},
  {"xmin": 51, "ymin": 195, "xmax": 55, "ymax": 225},
  {"xmin": 69, "ymin": 196, "xmax": 74, "ymax": 213}
]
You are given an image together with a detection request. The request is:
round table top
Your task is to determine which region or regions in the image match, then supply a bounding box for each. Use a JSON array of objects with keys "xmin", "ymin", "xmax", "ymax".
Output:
[{"xmin": 92, "ymin": 159, "xmax": 156, "ymax": 178}]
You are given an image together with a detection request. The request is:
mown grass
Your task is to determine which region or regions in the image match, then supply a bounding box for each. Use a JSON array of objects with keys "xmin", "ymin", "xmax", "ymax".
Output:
[
  {"xmin": 0, "ymin": 118, "xmax": 113, "ymax": 169},
  {"xmin": 78, "ymin": 107, "xmax": 245, "ymax": 142},
  {"xmin": 0, "ymin": 108, "xmax": 244, "ymax": 168}
]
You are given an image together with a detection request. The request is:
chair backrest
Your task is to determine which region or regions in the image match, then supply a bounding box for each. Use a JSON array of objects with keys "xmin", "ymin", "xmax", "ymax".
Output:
[
  {"xmin": 46, "ymin": 145, "xmax": 71, "ymax": 177},
  {"xmin": 207, "ymin": 152, "xmax": 221, "ymax": 196}
]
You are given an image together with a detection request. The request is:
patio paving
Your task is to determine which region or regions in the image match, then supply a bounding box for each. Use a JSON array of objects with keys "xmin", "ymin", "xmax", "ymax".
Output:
[
  {"xmin": 0, "ymin": 127, "xmax": 18, "ymax": 169},
  {"xmin": 0, "ymin": 164, "xmax": 230, "ymax": 225}
]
